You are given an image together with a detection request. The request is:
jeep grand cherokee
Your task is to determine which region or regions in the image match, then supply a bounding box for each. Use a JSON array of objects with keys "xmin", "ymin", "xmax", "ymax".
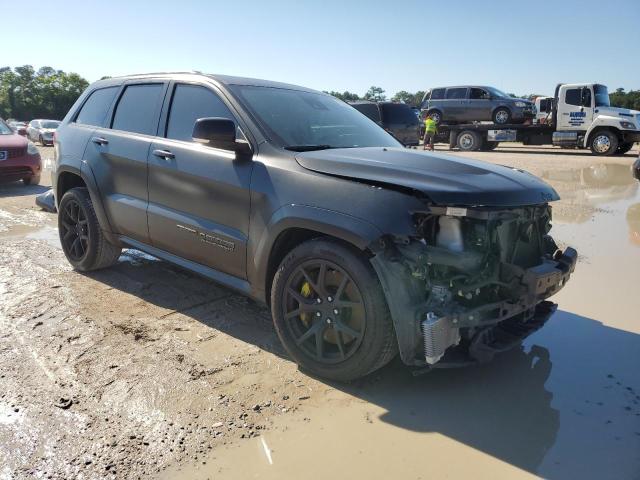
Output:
[{"xmin": 53, "ymin": 73, "xmax": 576, "ymax": 381}]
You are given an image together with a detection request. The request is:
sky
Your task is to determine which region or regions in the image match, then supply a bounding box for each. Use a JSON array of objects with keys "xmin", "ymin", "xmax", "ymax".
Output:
[{"xmin": 2, "ymin": 0, "xmax": 639, "ymax": 97}]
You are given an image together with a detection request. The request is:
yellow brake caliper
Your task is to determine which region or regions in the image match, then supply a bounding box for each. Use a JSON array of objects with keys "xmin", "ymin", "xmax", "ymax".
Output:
[{"xmin": 299, "ymin": 281, "xmax": 313, "ymax": 327}]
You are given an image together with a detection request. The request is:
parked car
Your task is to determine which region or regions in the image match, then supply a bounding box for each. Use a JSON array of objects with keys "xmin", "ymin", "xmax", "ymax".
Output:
[
  {"xmin": 53, "ymin": 73, "xmax": 576, "ymax": 381},
  {"xmin": 349, "ymin": 101, "xmax": 420, "ymax": 146},
  {"xmin": 421, "ymin": 86, "xmax": 536, "ymax": 125},
  {"xmin": 8, "ymin": 121, "xmax": 28, "ymax": 136},
  {"xmin": 0, "ymin": 118, "xmax": 42, "ymax": 185},
  {"xmin": 27, "ymin": 119, "xmax": 61, "ymax": 145}
]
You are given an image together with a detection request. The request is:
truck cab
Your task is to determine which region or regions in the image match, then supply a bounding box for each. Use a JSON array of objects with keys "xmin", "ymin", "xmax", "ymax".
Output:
[{"xmin": 553, "ymin": 83, "xmax": 640, "ymax": 155}]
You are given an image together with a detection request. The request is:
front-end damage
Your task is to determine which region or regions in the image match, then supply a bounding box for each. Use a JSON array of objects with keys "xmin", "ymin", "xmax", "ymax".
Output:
[{"xmin": 370, "ymin": 204, "xmax": 577, "ymax": 368}]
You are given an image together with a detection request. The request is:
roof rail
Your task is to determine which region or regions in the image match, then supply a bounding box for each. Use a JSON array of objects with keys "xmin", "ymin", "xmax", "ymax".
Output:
[{"xmin": 105, "ymin": 70, "xmax": 203, "ymax": 79}]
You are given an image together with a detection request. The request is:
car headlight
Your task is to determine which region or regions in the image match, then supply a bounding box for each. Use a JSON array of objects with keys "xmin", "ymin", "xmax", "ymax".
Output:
[
  {"xmin": 27, "ymin": 141, "xmax": 39, "ymax": 155},
  {"xmin": 514, "ymin": 102, "xmax": 527, "ymax": 107},
  {"xmin": 620, "ymin": 121, "xmax": 637, "ymax": 129}
]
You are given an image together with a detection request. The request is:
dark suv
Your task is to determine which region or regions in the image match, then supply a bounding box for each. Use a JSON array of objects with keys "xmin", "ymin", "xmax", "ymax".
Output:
[
  {"xmin": 422, "ymin": 86, "xmax": 536, "ymax": 124},
  {"xmin": 53, "ymin": 73, "xmax": 576, "ymax": 381},
  {"xmin": 349, "ymin": 101, "xmax": 420, "ymax": 146}
]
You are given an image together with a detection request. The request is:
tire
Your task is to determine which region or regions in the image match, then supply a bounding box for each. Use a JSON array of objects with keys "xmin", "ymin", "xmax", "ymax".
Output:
[
  {"xmin": 456, "ymin": 130, "xmax": 482, "ymax": 151},
  {"xmin": 427, "ymin": 110, "xmax": 442, "ymax": 124},
  {"xmin": 23, "ymin": 174, "xmax": 40, "ymax": 185},
  {"xmin": 493, "ymin": 107, "xmax": 511, "ymax": 124},
  {"xmin": 589, "ymin": 130, "xmax": 618, "ymax": 156},
  {"xmin": 271, "ymin": 238, "xmax": 397, "ymax": 382},
  {"xmin": 616, "ymin": 142, "xmax": 634, "ymax": 155},
  {"xmin": 58, "ymin": 187, "xmax": 121, "ymax": 271}
]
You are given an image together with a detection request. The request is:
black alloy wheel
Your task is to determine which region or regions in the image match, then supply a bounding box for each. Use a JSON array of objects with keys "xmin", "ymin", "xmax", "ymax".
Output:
[{"xmin": 59, "ymin": 197, "xmax": 89, "ymax": 261}]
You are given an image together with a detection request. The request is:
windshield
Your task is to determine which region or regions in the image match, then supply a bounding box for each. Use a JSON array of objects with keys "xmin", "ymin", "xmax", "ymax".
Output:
[
  {"xmin": 0, "ymin": 120, "xmax": 13, "ymax": 135},
  {"xmin": 594, "ymin": 84, "xmax": 610, "ymax": 107},
  {"xmin": 41, "ymin": 120, "xmax": 60, "ymax": 129},
  {"xmin": 485, "ymin": 87, "xmax": 512, "ymax": 99},
  {"xmin": 229, "ymin": 86, "xmax": 402, "ymax": 150}
]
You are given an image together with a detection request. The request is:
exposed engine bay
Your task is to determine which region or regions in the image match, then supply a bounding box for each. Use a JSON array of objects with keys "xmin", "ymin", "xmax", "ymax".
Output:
[{"xmin": 371, "ymin": 203, "xmax": 577, "ymax": 368}]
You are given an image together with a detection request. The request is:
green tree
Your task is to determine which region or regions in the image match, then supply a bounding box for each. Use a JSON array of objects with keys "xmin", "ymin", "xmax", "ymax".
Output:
[
  {"xmin": 364, "ymin": 86, "xmax": 386, "ymax": 102},
  {"xmin": 323, "ymin": 90, "xmax": 360, "ymax": 102},
  {"xmin": 0, "ymin": 65, "xmax": 89, "ymax": 120}
]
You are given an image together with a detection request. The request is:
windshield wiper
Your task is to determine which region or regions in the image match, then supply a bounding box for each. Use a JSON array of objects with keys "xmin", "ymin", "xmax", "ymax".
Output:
[{"xmin": 284, "ymin": 144, "xmax": 333, "ymax": 152}]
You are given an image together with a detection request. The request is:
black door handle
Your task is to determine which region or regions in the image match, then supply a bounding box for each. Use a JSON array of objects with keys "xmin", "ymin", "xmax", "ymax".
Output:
[
  {"xmin": 152, "ymin": 149, "xmax": 175, "ymax": 160},
  {"xmin": 91, "ymin": 136, "xmax": 108, "ymax": 145}
]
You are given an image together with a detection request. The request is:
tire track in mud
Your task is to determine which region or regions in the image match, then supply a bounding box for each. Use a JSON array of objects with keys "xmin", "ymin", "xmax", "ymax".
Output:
[{"xmin": 0, "ymin": 239, "xmax": 320, "ymax": 478}]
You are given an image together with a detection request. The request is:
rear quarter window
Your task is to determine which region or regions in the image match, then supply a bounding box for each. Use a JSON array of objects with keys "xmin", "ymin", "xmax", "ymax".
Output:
[
  {"xmin": 112, "ymin": 84, "xmax": 164, "ymax": 135},
  {"xmin": 75, "ymin": 87, "xmax": 119, "ymax": 127}
]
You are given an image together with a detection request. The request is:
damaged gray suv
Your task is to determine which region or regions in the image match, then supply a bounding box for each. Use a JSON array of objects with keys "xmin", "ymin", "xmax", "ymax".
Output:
[{"xmin": 53, "ymin": 73, "xmax": 576, "ymax": 381}]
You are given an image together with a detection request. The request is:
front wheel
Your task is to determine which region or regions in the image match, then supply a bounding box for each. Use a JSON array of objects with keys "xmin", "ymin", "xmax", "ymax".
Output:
[
  {"xmin": 271, "ymin": 239, "xmax": 397, "ymax": 382},
  {"xmin": 493, "ymin": 108, "xmax": 511, "ymax": 124},
  {"xmin": 58, "ymin": 187, "xmax": 122, "ymax": 271},
  {"xmin": 590, "ymin": 130, "xmax": 619, "ymax": 156}
]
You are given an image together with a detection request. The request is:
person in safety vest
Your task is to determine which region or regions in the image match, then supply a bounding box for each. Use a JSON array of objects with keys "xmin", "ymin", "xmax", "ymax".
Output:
[{"xmin": 423, "ymin": 113, "xmax": 438, "ymax": 151}]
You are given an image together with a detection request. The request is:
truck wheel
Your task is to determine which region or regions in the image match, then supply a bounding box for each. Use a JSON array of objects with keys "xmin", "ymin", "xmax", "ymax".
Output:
[
  {"xmin": 428, "ymin": 110, "xmax": 442, "ymax": 124},
  {"xmin": 58, "ymin": 187, "xmax": 122, "ymax": 271},
  {"xmin": 616, "ymin": 142, "xmax": 634, "ymax": 155},
  {"xmin": 457, "ymin": 130, "xmax": 481, "ymax": 151},
  {"xmin": 271, "ymin": 238, "xmax": 397, "ymax": 382},
  {"xmin": 493, "ymin": 108, "xmax": 511, "ymax": 124},
  {"xmin": 590, "ymin": 130, "xmax": 618, "ymax": 156}
]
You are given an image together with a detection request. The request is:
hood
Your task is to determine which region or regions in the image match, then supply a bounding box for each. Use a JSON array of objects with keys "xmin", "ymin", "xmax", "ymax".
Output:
[
  {"xmin": 596, "ymin": 106, "xmax": 640, "ymax": 119},
  {"xmin": 295, "ymin": 147, "xmax": 560, "ymax": 207},
  {"xmin": 0, "ymin": 132, "xmax": 28, "ymax": 148},
  {"xmin": 40, "ymin": 128, "xmax": 56, "ymax": 134}
]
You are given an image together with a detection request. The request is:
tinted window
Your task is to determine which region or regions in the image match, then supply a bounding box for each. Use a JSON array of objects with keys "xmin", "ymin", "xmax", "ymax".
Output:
[
  {"xmin": 380, "ymin": 104, "xmax": 418, "ymax": 124},
  {"xmin": 166, "ymin": 84, "xmax": 235, "ymax": 142},
  {"xmin": 351, "ymin": 103, "xmax": 380, "ymax": 122},
  {"xmin": 76, "ymin": 87, "xmax": 118, "ymax": 127},
  {"xmin": 112, "ymin": 84, "xmax": 163, "ymax": 135},
  {"xmin": 469, "ymin": 88, "xmax": 489, "ymax": 100},
  {"xmin": 445, "ymin": 88, "xmax": 467, "ymax": 99},
  {"xmin": 539, "ymin": 98, "xmax": 551, "ymax": 112},
  {"xmin": 565, "ymin": 88, "xmax": 581, "ymax": 106},
  {"xmin": 430, "ymin": 89, "xmax": 445, "ymax": 100}
]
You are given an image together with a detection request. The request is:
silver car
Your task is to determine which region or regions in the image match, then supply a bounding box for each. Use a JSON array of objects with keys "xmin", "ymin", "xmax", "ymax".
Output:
[
  {"xmin": 27, "ymin": 119, "xmax": 61, "ymax": 146},
  {"xmin": 421, "ymin": 86, "xmax": 535, "ymax": 125}
]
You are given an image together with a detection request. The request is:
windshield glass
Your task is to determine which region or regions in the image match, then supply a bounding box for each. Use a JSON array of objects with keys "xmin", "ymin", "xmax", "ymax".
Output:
[
  {"xmin": 594, "ymin": 84, "xmax": 610, "ymax": 107},
  {"xmin": 229, "ymin": 86, "xmax": 402, "ymax": 150},
  {"xmin": 485, "ymin": 87, "xmax": 512, "ymax": 99},
  {"xmin": 0, "ymin": 120, "xmax": 13, "ymax": 135},
  {"xmin": 41, "ymin": 120, "xmax": 60, "ymax": 129}
]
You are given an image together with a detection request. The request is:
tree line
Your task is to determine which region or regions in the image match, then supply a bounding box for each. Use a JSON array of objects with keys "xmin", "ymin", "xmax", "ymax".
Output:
[{"xmin": 1, "ymin": 66, "xmax": 639, "ymax": 121}]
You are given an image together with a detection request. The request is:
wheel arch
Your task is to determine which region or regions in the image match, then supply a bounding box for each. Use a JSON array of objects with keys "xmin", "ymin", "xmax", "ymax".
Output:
[
  {"xmin": 585, "ymin": 125, "xmax": 622, "ymax": 148},
  {"xmin": 250, "ymin": 205, "xmax": 383, "ymax": 306}
]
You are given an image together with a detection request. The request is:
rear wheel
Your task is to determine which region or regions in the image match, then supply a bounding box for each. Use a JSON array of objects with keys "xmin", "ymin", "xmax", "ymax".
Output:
[
  {"xmin": 616, "ymin": 142, "xmax": 634, "ymax": 155},
  {"xmin": 58, "ymin": 187, "xmax": 121, "ymax": 271},
  {"xmin": 493, "ymin": 108, "xmax": 511, "ymax": 124},
  {"xmin": 590, "ymin": 130, "xmax": 618, "ymax": 156},
  {"xmin": 271, "ymin": 239, "xmax": 397, "ymax": 382},
  {"xmin": 457, "ymin": 130, "xmax": 482, "ymax": 151}
]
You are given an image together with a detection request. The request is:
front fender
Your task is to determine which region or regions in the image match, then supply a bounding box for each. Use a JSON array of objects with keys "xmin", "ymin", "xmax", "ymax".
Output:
[
  {"xmin": 583, "ymin": 115, "xmax": 621, "ymax": 147},
  {"xmin": 248, "ymin": 204, "xmax": 383, "ymax": 301}
]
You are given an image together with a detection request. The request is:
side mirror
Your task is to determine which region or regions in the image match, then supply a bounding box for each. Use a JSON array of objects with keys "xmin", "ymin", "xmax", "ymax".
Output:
[{"xmin": 192, "ymin": 117, "xmax": 251, "ymax": 155}]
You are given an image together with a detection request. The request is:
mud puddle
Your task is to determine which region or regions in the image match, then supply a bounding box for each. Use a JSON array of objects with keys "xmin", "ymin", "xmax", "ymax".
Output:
[{"xmin": 167, "ymin": 157, "xmax": 640, "ymax": 480}]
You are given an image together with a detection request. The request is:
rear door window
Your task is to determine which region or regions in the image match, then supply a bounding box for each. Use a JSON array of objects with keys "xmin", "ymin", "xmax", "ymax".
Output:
[
  {"xmin": 112, "ymin": 84, "xmax": 164, "ymax": 135},
  {"xmin": 166, "ymin": 84, "xmax": 235, "ymax": 142},
  {"xmin": 351, "ymin": 103, "xmax": 380, "ymax": 122},
  {"xmin": 445, "ymin": 88, "xmax": 468, "ymax": 99},
  {"xmin": 430, "ymin": 89, "xmax": 445, "ymax": 100},
  {"xmin": 380, "ymin": 104, "xmax": 417, "ymax": 124},
  {"xmin": 76, "ymin": 87, "xmax": 119, "ymax": 127}
]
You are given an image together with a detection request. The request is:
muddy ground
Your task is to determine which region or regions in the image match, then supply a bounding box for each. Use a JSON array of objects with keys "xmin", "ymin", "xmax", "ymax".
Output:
[{"xmin": 1, "ymin": 145, "xmax": 639, "ymax": 479}]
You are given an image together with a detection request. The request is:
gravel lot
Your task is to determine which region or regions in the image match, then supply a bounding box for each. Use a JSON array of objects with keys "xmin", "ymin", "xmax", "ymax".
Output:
[{"xmin": 1, "ymin": 144, "xmax": 639, "ymax": 479}]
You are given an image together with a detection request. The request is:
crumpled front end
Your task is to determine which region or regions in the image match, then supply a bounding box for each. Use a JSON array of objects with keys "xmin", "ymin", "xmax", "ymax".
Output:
[{"xmin": 371, "ymin": 204, "xmax": 577, "ymax": 368}]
